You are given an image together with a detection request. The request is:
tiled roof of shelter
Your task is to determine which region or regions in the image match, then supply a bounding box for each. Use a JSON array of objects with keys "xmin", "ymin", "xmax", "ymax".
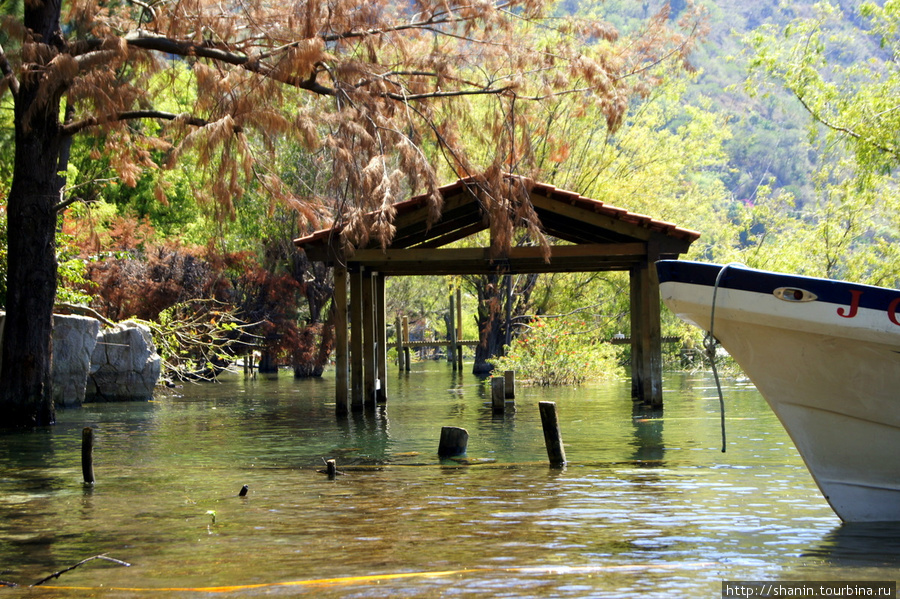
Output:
[{"xmin": 296, "ymin": 175, "xmax": 699, "ymax": 249}]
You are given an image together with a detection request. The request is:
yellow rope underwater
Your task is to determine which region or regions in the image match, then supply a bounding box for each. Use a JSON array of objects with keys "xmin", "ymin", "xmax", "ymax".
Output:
[{"xmin": 36, "ymin": 562, "xmax": 717, "ymax": 593}]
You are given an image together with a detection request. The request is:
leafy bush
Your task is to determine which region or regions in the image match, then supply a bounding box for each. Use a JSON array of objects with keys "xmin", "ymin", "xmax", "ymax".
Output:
[
  {"xmin": 138, "ymin": 300, "xmax": 259, "ymax": 381},
  {"xmin": 491, "ymin": 315, "xmax": 622, "ymax": 386}
]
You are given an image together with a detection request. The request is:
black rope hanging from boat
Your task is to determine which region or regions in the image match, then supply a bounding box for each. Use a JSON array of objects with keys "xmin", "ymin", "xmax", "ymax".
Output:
[{"xmin": 705, "ymin": 263, "xmax": 742, "ymax": 453}]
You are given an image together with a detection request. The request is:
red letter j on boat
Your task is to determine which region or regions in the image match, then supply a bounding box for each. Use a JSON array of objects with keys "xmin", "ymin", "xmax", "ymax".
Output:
[{"xmin": 837, "ymin": 290, "xmax": 863, "ymax": 318}]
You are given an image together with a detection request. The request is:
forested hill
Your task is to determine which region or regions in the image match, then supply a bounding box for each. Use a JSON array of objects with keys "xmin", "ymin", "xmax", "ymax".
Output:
[{"xmin": 604, "ymin": 0, "xmax": 884, "ymax": 209}]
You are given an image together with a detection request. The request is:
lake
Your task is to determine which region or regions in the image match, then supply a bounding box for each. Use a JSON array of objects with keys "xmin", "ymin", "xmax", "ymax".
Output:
[{"xmin": 1, "ymin": 362, "xmax": 898, "ymax": 597}]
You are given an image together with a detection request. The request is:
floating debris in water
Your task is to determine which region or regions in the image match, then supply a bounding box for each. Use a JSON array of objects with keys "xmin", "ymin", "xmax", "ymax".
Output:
[{"xmin": 447, "ymin": 457, "xmax": 496, "ymax": 465}]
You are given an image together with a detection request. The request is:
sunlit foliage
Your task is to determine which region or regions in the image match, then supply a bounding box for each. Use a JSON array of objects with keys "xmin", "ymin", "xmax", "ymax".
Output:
[{"xmin": 490, "ymin": 314, "xmax": 622, "ymax": 386}]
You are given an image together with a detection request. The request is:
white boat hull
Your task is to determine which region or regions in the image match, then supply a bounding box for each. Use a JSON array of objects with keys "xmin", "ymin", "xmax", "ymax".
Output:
[{"xmin": 657, "ymin": 260, "xmax": 900, "ymax": 522}]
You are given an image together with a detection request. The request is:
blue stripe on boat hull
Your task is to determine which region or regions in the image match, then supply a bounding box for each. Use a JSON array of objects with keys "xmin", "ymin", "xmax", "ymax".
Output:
[{"xmin": 656, "ymin": 260, "xmax": 900, "ymax": 312}]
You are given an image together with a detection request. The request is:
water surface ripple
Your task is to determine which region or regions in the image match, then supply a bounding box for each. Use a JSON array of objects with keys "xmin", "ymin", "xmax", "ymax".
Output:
[{"xmin": 0, "ymin": 365, "xmax": 896, "ymax": 597}]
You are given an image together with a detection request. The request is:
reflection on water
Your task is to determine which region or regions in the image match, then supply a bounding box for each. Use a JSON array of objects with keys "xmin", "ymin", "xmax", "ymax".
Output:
[
  {"xmin": 0, "ymin": 365, "xmax": 895, "ymax": 597},
  {"xmin": 805, "ymin": 523, "xmax": 900, "ymax": 567}
]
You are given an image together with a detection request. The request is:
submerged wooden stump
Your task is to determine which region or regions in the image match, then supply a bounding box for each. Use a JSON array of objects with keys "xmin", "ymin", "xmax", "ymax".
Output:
[
  {"xmin": 82, "ymin": 427, "xmax": 95, "ymax": 485},
  {"xmin": 491, "ymin": 377, "xmax": 505, "ymax": 413},
  {"xmin": 539, "ymin": 401, "xmax": 566, "ymax": 467},
  {"xmin": 438, "ymin": 426, "xmax": 468, "ymax": 457},
  {"xmin": 504, "ymin": 370, "xmax": 516, "ymax": 399}
]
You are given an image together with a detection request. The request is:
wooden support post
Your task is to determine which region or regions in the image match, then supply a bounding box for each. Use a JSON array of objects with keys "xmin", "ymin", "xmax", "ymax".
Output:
[
  {"xmin": 438, "ymin": 426, "xmax": 468, "ymax": 457},
  {"xmin": 402, "ymin": 316, "xmax": 411, "ymax": 372},
  {"xmin": 349, "ymin": 267, "xmax": 364, "ymax": 411},
  {"xmin": 630, "ymin": 264, "xmax": 644, "ymax": 400},
  {"xmin": 326, "ymin": 459, "xmax": 337, "ymax": 480},
  {"xmin": 375, "ymin": 273, "xmax": 387, "ymax": 403},
  {"xmin": 448, "ymin": 286, "xmax": 458, "ymax": 370},
  {"xmin": 396, "ymin": 314, "xmax": 405, "ymax": 372},
  {"xmin": 491, "ymin": 376, "xmax": 505, "ymax": 413},
  {"xmin": 82, "ymin": 427, "xmax": 95, "ymax": 485},
  {"xmin": 334, "ymin": 267, "xmax": 349, "ymax": 415},
  {"xmin": 630, "ymin": 257, "xmax": 663, "ymax": 407},
  {"xmin": 539, "ymin": 401, "xmax": 566, "ymax": 467},
  {"xmin": 504, "ymin": 370, "xmax": 515, "ymax": 399},
  {"xmin": 456, "ymin": 286, "xmax": 464, "ymax": 371},
  {"xmin": 239, "ymin": 484, "xmax": 249, "ymax": 497},
  {"xmin": 504, "ymin": 274, "xmax": 513, "ymax": 348},
  {"xmin": 362, "ymin": 269, "xmax": 377, "ymax": 407}
]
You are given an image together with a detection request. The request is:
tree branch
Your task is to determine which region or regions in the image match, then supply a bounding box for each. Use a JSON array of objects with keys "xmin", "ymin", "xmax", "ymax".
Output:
[
  {"xmin": 792, "ymin": 88, "xmax": 900, "ymax": 160},
  {"xmin": 383, "ymin": 86, "xmax": 514, "ymax": 102},
  {"xmin": 53, "ymin": 195, "xmax": 84, "ymax": 213},
  {"xmin": 127, "ymin": 0, "xmax": 157, "ymax": 23},
  {"xmin": 31, "ymin": 555, "xmax": 131, "ymax": 587},
  {"xmin": 124, "ymin": 31, "xmax": 533, "ymax": 106},
  {"xmin": 124, "ymin": 31, "xmax": 337, "ymax": 94},
  {"xmin": 60, "ymin": 110, "xmax": 242, "ymax": 136},
  {"xmin": 55, "ymin": 302, "xmax": 117, "ymax": 326}
]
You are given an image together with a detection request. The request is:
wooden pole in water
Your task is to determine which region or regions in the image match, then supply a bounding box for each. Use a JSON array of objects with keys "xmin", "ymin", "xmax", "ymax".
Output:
[
  {"xmin": 491, "ymin": 377, "xmax": 505, "ymax": 413},
  {"xmin": 504, "ymin": 370, "xmax": 515, "ymax": 399},
  {"xmin": 334, "ymin": 267, "xmax": 349, "ymax": 415},
  {"xmin": 362, "ymin": 269, "xmax": 377, "ymax": 406},
  {"xmin": 82, "ymin": 427, "xmax": 95, "ymax": 485},
  {"xmin": 374, "ymin": 273, "xmax": 388, "ymax": 403},
  {"xmin": 438, "ymin": 426, "xmax": 468, "ymax": 457},
  {"xmin": 448, "ymin": 286, "xmax": 458, "ymax": 371},
  {"xmin": 326, "ymin": 459, "xmax": 338, "ymax": 480},
  {"xmin": 539, "ymin": 401, "xmax": 566, "ymax": 467},
  {"xmin": 239, "ymin": 485, "xmax": 249, "ymax": 497},
  {"xmin": 349, "ymin": 267, "xmax": 364, "ymax": 411},
  {"xmin": 456, "ymin": 286, "xmax": 464, "ymax": 372},
  {"xmin": 396, "ymin": 314, "xmax": 405, "ymax": 372},
  {"xmin": 402, "ymin": 316, "xmax": 411, "ymax": 372}
]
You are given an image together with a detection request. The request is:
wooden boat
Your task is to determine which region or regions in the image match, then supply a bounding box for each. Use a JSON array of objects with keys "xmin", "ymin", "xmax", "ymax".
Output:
[{"xmin": 656, "ymin": 260, "xmax": 900, "ymax": 522}]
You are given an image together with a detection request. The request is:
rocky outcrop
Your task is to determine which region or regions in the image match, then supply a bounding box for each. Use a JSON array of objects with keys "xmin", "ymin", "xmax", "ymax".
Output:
[
  {"xmin": 51, "ymin": 315, "xmax": 102, "ymax": 407},
  {"xmin": 0, "ymin": 312, "xmax": 161, "ymax": 405},
  {"xmin": 86, "ymin": 321, "xmax": 161, "ymax": 402}
]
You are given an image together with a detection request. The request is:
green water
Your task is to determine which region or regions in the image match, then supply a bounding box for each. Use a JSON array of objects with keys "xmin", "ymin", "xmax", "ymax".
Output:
[{"xmin": 1, "ymin": 363, "xmax": 898, "ymax": 597}]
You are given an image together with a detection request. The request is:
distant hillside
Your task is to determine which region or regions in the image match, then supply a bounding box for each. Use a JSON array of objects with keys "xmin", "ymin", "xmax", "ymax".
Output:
[{"xmin": 599, "ymin": 0, "xmax": 885, "ymax": 208}]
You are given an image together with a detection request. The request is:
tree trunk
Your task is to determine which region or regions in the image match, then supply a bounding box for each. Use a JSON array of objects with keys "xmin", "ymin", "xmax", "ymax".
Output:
[
  {"xmin": 0, "ymin": 0, "xmax": 66, "ymax": 426},
  {"xmin": 470, "ymin": 272, "xmax": 539, "ymax": 375},
  {"xmin": 472, "ymin": 273, "xmax": 503, "ymax": 375},
  {"xmin": 473, "ymin": 311, "xmax": 505, "ymax": 375},
  {"xmin": 291, "ymin": 254, "xmax": 334, "ymax": 378}
]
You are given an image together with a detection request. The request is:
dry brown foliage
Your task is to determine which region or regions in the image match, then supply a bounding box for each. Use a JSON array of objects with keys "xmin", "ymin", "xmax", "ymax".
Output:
[
  {"xmin": 3, "ymin": 0, "xmax": 703, "ymax": 249},
  {"xmin": 14, "ymin": 1, "xmax": 701, "ymax": 337}
]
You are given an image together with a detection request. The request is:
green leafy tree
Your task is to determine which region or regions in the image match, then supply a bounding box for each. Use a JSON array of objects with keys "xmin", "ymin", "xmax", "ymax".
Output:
[{"xmin": 744, "ymin": 1, "xmax": 900, "ymax": 286}]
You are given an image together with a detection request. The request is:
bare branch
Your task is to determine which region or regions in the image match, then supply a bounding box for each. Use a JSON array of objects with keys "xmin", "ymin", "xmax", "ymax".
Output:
[
  {"xmin": 123, "ymin": 31, "xmax": 533, "ymax": 107},
  {"xmin": 60, "ymin": 110, "xmax": 242, "ymax": 136},
  {"xmin": 31, "ymin": 555, "xmax": 131, "ymax": 587},
  {"xmin": 55, "ymin": 303, "xmax": 117, "ymax": 326},
  {"xmin": 124, "ymin": 31, "xmax": 336, "ymax": 94},
  {"xmin": 53, "ymin": 195, "xmax": 85, "ymax": 213},
  {"xmin": 792, "ymin": 89, "xmax": 900, "ymax": 160},
  {"xmin": 383, "ymin": 86, "xmax": 514, "ymax": 102},
  {"xmin": 127, "ymin": 0, "xmax": 157, "ymax": 23}
]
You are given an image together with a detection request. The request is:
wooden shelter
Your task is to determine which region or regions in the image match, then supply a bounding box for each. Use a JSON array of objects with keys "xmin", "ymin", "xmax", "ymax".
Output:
[{"xmin": 294, "ymin": 175, "xmax": 700, "ymax": 412}]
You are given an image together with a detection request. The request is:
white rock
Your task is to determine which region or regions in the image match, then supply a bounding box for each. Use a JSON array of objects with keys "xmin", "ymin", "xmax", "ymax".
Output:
[{"xmin": 86, "ymin": 321, "xmax": 161, "ymax": 401}]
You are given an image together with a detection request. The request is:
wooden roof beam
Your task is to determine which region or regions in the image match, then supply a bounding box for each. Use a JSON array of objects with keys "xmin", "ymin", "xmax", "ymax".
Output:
[
  {"xmin": 529, "ymin": 192, "xmax": 654, "ymax": 241},
  {"xmin": 345, "ymin": 242, "xmax": 648, "ymax": 275},
  {"xmin": 388, "ymin": 205, "xmax": 485, "ymax": 248}
]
